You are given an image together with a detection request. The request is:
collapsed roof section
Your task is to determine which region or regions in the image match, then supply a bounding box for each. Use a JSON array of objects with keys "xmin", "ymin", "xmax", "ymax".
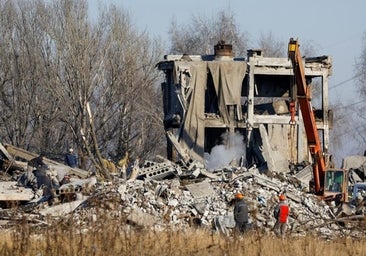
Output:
[{"xmin": 157, "ymin": 42, "xmax": 333, "ymax": 172}]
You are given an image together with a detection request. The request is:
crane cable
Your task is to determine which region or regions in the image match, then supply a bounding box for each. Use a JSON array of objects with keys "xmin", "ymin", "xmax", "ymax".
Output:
[{"xmin": 329, "ymin": 74, "xmax": 362, "ymax": 89}]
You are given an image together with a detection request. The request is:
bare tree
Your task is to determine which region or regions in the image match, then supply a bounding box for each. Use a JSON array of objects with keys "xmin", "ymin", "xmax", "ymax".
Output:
[
  {"xmin": 93, "ymin": 6, "xmax": 165, "ymax": 162},
  {"xmin": 44, "ymin": 1, "xmax": 164, "ymax": 177},
  {"xmin": 0, "ymin": 0, "xmax": 58, "ymax": 153},
  {"xmin": 352, "ymin": 31, "xmax": 366, "ymax": 152},
  {"xmin": 0, "ymin": 0, "xmax": 165, "ymax": 179},
  {"xmin": 357, "ymin": 31, "xmax": 366, "ymax": 97},
  {"xmin": 169, "ymin": 10, "xmax": 249, "ymax": 56},
  {"xmin": 257, "ymin": 32, "xmax": 285, "ymax": 57},
  {"xmin": 328, "ymin": 32, "xmax": 366, "ymax": 163}
]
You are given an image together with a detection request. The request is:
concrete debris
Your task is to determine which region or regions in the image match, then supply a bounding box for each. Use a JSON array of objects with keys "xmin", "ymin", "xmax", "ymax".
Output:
[
  {"xmin": 185, "ymin": 179, "xmax": 215, "ymax": 199},
  {"xmin": 0, "ymin": 182, "xmax": 34, "ymax": 201},
  {"xmin": 139, "ymin": 160, "xmax": 180, "ymax": 180},
  {"xmin": 0, "ymin": 147, "xmax": 366, "ymax": 240},
  {"xmin": 293, "ymin": 164, "xmax": 313, "ymax": 190},
  {"xmin": 39, "ymin": 199, "xmax": 87, "ymax": 217},
  {"xmin": 127, "ymin": 207, "xmax": 157, "ymax": 227},
  {"xmin": 3, "ymin": 143, "xmax": 89, "ymax": 178}
]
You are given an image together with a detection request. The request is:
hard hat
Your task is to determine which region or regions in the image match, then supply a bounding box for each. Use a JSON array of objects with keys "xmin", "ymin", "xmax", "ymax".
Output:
[
  {"xmin": 279, "ymin": 194, "xmax": 286, "ymax": 201},
  {"xmin": 69, "ymin": 148, "xmax": 74, "ymax": 153},
  {"xmin": 235, "ymin": 193, "xmax": 244, "ymax": 199}
]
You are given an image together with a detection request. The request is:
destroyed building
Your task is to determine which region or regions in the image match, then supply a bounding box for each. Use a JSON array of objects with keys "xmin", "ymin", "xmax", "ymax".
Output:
[
  {"xmin": 2, "ymin": 40, "xmax": 365, "ymax": 241},
  {"xmin": 157, "ymin": 41, "xmax": 333, "ymax": 173}
]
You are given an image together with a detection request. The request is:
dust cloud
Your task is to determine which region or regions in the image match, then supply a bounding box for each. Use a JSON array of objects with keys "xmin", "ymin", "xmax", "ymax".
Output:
[{"xmin": 204, "ymin": 131, "xmax": 246, "ymax": 171}]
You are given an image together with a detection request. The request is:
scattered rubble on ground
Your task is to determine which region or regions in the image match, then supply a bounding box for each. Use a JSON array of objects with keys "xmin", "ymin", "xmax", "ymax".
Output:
[{"xmin": 0, "ymin": 144, "xmax": 365, "ymax": 240}]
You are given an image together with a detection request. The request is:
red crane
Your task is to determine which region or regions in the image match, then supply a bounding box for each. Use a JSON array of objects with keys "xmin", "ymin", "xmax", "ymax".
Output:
[
  {"xmin": 288, "ymin": 38, "xmax": 348, "ymax": 203},
  {"xmin": 288, "ymin": 38, "xmax": 326, "ymax": 194}
]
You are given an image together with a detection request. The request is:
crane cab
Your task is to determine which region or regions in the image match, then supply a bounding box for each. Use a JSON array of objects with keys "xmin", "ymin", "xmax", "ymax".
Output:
[{"xmin": 323, "ymin": 169, "xmax": 349, "ymax": 204}]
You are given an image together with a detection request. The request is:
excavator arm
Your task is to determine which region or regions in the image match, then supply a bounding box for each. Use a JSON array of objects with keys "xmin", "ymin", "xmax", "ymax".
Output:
[{"xmin": 288, "ymin": 38, "xmax": 326, "ymax": 195}]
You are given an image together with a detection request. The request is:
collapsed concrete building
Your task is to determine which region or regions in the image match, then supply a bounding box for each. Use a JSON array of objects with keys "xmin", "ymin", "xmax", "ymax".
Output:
[{"xmin": 157, "ymin": 41, "xmax": 333, "ymax": 173}]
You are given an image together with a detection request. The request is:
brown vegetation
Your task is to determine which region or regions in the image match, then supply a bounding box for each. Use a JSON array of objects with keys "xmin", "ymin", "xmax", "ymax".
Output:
[{"xmin": 0, "ymin": 214, "xmax": 365, "ymax": 256}]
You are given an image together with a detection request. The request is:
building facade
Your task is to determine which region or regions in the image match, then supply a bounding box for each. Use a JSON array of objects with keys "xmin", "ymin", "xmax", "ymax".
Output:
[{"xmin": 157, "ymin": 42, "xmax": 332, "ymax": 172}]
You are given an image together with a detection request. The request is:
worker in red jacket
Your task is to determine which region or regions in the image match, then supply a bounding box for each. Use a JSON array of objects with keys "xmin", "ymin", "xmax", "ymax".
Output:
[{"xmin": 273, "ymin": 194, "xmax": 290, "ymax": 237}]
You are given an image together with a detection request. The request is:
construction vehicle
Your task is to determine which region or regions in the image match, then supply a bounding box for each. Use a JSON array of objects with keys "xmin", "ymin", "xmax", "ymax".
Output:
[{"xmin": 288, "ymin": 38, "xmax": 348, "ymax": 203}]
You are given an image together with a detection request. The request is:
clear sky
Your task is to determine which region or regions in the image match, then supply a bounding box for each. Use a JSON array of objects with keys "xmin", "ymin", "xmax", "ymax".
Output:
[{"xmin": 89, "ymin": 0, "xmax": 365, "ymax": 105}]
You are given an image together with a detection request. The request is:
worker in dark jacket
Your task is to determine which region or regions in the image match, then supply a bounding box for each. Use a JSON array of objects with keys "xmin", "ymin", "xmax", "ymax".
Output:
[
  {"xmin": 65, "ymin": 148, "xmax": 78, "ymax": 168},
  {"xmin": 17, "ymin": 154, "xmax": 46, "ymax": 190},
  {"xmin": 28, "ymin": 154, "xmax": 47, "ymax": 171},
  {"xmin": 33, "ymin": 164, "xmax": 58, "ymax": 205},
  {"xmin": 234, "ymin": 193, "xmax": 249, "ymax": 233},
  {"xmin": 273, "ymin": 194, "xmax": 290, "ymax": 237}
]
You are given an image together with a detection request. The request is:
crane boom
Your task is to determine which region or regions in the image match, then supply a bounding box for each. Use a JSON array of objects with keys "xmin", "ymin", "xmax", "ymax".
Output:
[{"xmin": 288, "ymin": 38, "xmax": 326, "ymax": 195}]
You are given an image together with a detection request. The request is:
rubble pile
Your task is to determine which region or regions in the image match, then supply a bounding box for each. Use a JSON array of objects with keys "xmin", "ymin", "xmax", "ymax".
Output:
[
  {"xmin": 1, "ymin": 154, "xmax": 365, "ymax": 240},
  {"xmin": 101, "ymin": 165, "xmax": 364, "ymax": 239}
]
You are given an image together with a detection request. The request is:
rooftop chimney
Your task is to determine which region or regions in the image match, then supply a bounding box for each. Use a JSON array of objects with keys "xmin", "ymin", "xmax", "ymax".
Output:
[{"xmin": 214, "ymin": 40, "xmax": 233, "ymax": 60}]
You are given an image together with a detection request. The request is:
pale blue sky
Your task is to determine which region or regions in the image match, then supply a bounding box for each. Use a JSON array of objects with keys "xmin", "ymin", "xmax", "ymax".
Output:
[{"xmin": 89, "ymin": 0, "xmax": 366, "ymax": 105}]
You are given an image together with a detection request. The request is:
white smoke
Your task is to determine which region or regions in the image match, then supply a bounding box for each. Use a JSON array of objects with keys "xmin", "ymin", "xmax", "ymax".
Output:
[{"xmin": 204, "ymin": 131, "xmax": 246, "ymax": 171}]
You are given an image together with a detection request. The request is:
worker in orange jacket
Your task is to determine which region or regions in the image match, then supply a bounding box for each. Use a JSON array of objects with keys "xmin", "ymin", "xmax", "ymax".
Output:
[{"xmin": 273, "ymin": 194, "xmax": 290, "ymax": 237}]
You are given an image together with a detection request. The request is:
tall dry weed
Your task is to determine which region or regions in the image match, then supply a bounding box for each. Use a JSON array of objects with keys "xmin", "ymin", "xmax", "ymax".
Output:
[{"xmin": 0, "ymin": 213, "xmax": 365, "ymax": 256}]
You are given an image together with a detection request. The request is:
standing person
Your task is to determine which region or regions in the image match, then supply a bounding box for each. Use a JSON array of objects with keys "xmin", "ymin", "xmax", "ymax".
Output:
[
  {"xmin": 234, "ymin": 193, "xmax": 249, "ymax": 234},
  {"xmin": 28, "ymin": 154, "xmax": 47, "ymax": 172},
  {"xmin": 273, "ymin": 194, "xmax": 290, "ymax": 238},
  {"xmin": 65, "ymin": 148, "xmax": 78, "ymax": 168},
  {"xmin": 33, "ymin": 164, "xmax": 58, "ymax": 205},
  {"xmin": 18, "ymin": 154, "xmax": 47, "ymax": 190}
]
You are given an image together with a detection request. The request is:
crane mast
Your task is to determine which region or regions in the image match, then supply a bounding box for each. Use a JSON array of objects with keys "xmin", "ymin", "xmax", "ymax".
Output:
[{"xmin": 288, "ymin": 38, "xmax": 326, "ymax": 195}]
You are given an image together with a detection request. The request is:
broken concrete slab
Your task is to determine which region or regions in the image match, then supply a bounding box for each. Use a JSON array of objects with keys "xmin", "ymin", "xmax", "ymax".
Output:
[
  {"xmin": 286, "ymin": 192, "xmax": 302, "ymax": 204},
  {"xmin": 39, "ymin": 199, "xmax": 86, "ymax": 217},
  {"xmin": 199, "ymin": 169, "xmax": 220, "ymax": 180},
  {"xmin": 4, "ymin": 144, "xmax": 88, "ymax": 178},
  {"xmin": 127, "ymin": 207, "xmax": 157, "ymax": 227},
  {"xmin": 165, "ymin": 131, "xmax": 192, "ymax": 166},
  {"xmin": 294, "ymin": 164, "xmax": 312, "ymax": 187},
  {"xmin": 0, "ymin": 182, "xmax": 34, "ymax": 201},
  {"xmin": 260, "ymin": 124, "xmax": 291, "ymax": 173},
  {"xmin": 272, "ymin": 100, "xmax": 289, "ymax": 114},
  {"xmin": 185, "ymin": 179, "xmax": 216, "ymax": 199},
  {"xmin": 139, "ymin": 161, "xmax": 177, "ymax": 180},
  {"xmin": 252, "ymin": 174, "xmax": 281, "ymax": 192},
  {"xmin": 342, "ymin": 155, "xmax": 366, "ymax": 170},
  {"xmin": 0, "ymin": 143, "xmax": 14, "ymax": 161},
  {"xmin": 213, "ymin": 213, "xmax": 236, "ymax": 235}
]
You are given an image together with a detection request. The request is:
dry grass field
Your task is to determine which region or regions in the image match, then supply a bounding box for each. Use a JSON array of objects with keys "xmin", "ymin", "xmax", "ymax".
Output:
[{"xmin": 0, "ymin": 216, "xmax": 365, "ymax": 256}]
